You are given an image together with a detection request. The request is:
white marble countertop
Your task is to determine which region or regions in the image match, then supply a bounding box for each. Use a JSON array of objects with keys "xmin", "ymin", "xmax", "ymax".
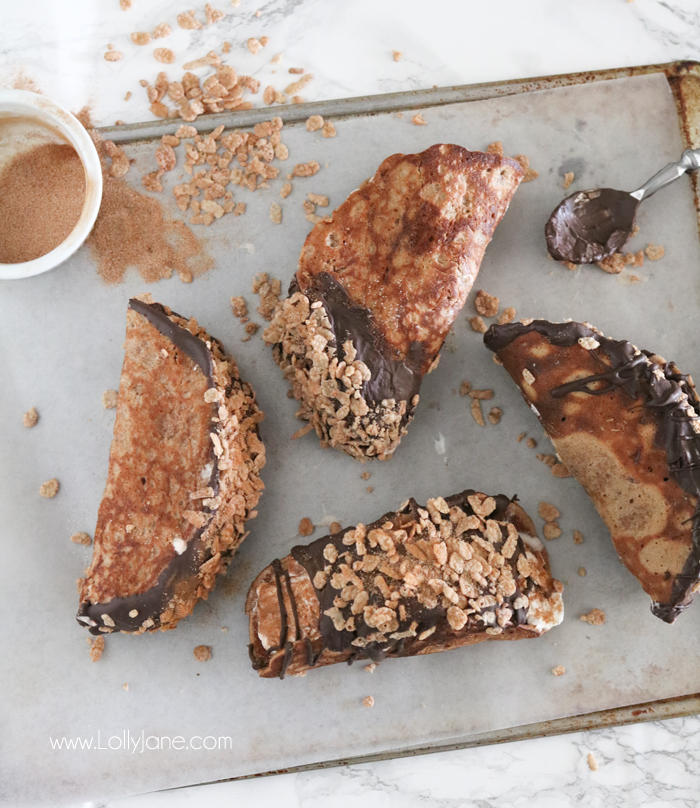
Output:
[{"xmin": 4, "ymin": 0, "xmax": 700, "ymax": 805}]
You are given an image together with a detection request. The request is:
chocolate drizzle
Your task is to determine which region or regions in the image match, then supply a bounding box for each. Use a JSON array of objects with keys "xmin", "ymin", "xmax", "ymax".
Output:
[
  {"xmin": 76, "ymin": 299, "xmax": 222, "ymax": 635},
  {"xmin": 251, "ymin": 490, "xmax": 539, "ymax": 678},
  {"xmin": 484, "ymin": 319, "xmax": 700, "ymax": 622},
  {"xmin": 545, "ymin": 188, "xmax": 640, "ymax": 264},
  {"xmin": 291, "ymin": 273, "xmax": 425, "ymax": 404}
]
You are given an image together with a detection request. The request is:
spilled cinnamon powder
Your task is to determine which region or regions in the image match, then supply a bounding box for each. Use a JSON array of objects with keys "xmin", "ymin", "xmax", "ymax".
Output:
[
  {"xmin": 87, "ymin": 177, "xmax": 212, "ymax": 284},
  {"xmin": 77, "ymin": 107, "xmax": 212, "ymax": 284},
  {"xmin": 0, "ymin": 142, "xmax": 86, "ymax": 263}
]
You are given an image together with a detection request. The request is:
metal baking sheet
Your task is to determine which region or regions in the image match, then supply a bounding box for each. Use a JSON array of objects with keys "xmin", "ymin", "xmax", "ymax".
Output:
[{"xmin": 3, "ymin": 64, "xmax": 700, "ymax": 806}]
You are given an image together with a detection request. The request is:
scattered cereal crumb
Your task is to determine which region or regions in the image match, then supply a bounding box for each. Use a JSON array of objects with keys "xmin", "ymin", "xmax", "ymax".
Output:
[
  {"xmin": 299, "ymin": 517, "xmax": 314, "ymax": 536},
  {"xmin": 285, "ymin": 73, "xmax": 313, "ymax": 95},
  {"xmin": 551, "ymin": 665, "xmax": 566, "ymax": 676},
  {"xmin": 193, "ymin": 645, "xmax": 212, "ymax": 661},
  {"xmin": 321, "ymin": 120, "xmax": 336, "ymax": 138},
  {"xmin": 459, "ymin": 380, "xmax": 472, "ymax": 396},
  {"xmin": 279, "ymin": 182, "xmax": 292, "ymax": 199},
  {"xmin": 294, "ymin": 161, "xmax": 320, "ymax": 178},
  {"xmin": 365, "ymin": 663, "xmax": 376, "ymax": 673},
  {"xmin": 363, "ymin": 696, "xmax": 375, "ymax": 708},
  {"xmin": 392, "ymin": 50, "xmax": 403, "ymax": 61},
  {"xmin": 247, "ymin": 37, "xmax": 261, "ymax": 55},
  {"xmin": 538, "ymin": 502, "xmax": 560, "ymax": 522},
  {"xmin": 361, "ymin": 471, "xmax": 371, "ymax": 480},
  {"xmin": 587, "ymin": 753, "xmax": 599, "ymax": 771},
  {"xmin": 411, "ymin": 113, "xmax": 427, "ymax": 125},
  {"xmin": 270, "ymin": 202, "xmax": 282, "ymax": 224},
  {"xmin": 104, "ymin": 50, "xmax": 122, "ymax": 62},
  {"xmin": 306, "ymin": 115, "xmax": 324, "ymax": 132},
  {"xmin": 366, "ymin": 486, "xmax": 374, "ymax": 493},
  {"xmin": 543, "ymin": 522, "xmax": 561, "ymax": 540},
  {"xmin": 517, "ymin": 432, "xmax": 526, "ymax": 443},
  {"xmin": 89, "ymin": 636, "xmax": 105, "ymax": 662},
  {"xmin": 289, "ymin": 67, "xmax": 304, "ymax": 74},
  {"xmin": 527, "ymin": 438, "xmax": 537, "ymax": 449},
  {"xmin": 645, "ymin": 243, "xmax": 665, "ymax": 261},
  {"xmin": 23, "ymin": 407, "xmax": 39, "ymax": 428},
  {"xmin": 580, "ymin": 608, "xmax": 606, "ymax": 626},
  {"xmin": 153, "ymin": 22, "xmax": 172, "ymax": 39},
  {"xmin": 119, "ymin": 0, "xmax": 132, "ymax": 8},
  {"xmin": 597, "ymin": 253, "xmax": 626, "ymax": 274},
  {"xmin": 123, "ymin": 683, "xmax": 129, "ymax": 690},
  {"xmin": 329, "ymin": 521, "xmax": 342, "ymax": 534},
  {"xmin": 104, "ymin": 141, "xmax": 130, "ymax": 178},
  {"xmin": 523, "ymin": 168, "xmax": 539, "ymax": 182},
  {"xmin": 307, "ymin": 192, "xmax": 329, "ymax": 207},
  {"xmin": 40, "ymin": 478, "xmax": 59, "ymax": 498},
  {"xmin": 513, "ymin": 154, "xmax": 529, "ymax": 169},
  {"xmin": 537, "ymin": 453, "xmax": 557, "ymax": 466},
  {"xmin": 154, "ymin": 48, "xmax": 175, "ymax": 64},
  {"xmin": 475, "ymin": 290, "xmax": 499, "ymax": 317},
  {"xmin": 497, "ymin": 307, "xmax": 516, "ymax": 325},
  {"xmin": 71, "ymin": 532, "xmax": 92, "ymax": 546},
  {"xmin": 102, "ymin": 389, "xmax": 119, "ymax": 409},
  {"xmin": 562, "ymin": 261, "xmax": 577, "ymax": 271},
  {"xmin": 245, "ymin": 322, "xmax": 259, "ymax": 336},
  {"xmin": 573, "ymin": 530, "xmax": 584, "ymax": 545},
  {"xmin": 579, "ymin": 567, "xmax": 587, "ymax": 577},
  {"xmin": 469, "ymin": 389, "xmax": 493, "ymax": 400},
  {"xmin": 486, "ymin": 141, "xmax": 504, "ymax": 156},
  {"xmin": 131, "ymin": 32, "xmax": 152, "ymax": 46},
  {"xmin": 471, "ymin": 399, "xmax": 485, "ymax": 427},
  {"xmin": 230, "ymin": 296, "xmax": 247, "ymax": 318},
  {"xmin": 177, "ymin": 10, "xmax": 204, "ymax": 29},
  {"xmin": 551, "ymin": 463, "xmax": 572, "ymax": 478},
  {"xmin": 291, "ymin": 423, "xmax": 314, "ymax": 440},
  {"xmin": 488, "ymin": 407, "xmax": 502, "ymax": 425},
  {"xmin": 563, "ymin": 171, "xmax": 574, "ymax": 189},
  {"xmin": 205, "ymin": 3, "xmax": 225, "ymax": 24},
  {"xmin": 223, "ymin": 41, "xmax": 232, "ymax": 53},
  {"xmin": 470, "ymin": 315, "xmax": 487, "ymax": 333}
]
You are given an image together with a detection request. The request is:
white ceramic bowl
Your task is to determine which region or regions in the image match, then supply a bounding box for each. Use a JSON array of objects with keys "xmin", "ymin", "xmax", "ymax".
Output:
[{"xmin": 0, "ymin": 90, "xmax": 103, "ymax": 280}]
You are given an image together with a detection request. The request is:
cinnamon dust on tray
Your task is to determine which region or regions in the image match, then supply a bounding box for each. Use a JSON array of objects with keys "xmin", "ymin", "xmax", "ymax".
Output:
[
  {"xmin": 78, "ymin": 108, "xmax": 212, "ymax": 284},
  {"xmin": 0, "ymin": 143, "xmax": 85, "ymax": 263}
]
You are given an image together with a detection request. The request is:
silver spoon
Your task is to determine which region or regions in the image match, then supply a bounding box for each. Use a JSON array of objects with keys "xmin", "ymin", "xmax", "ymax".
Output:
[{"xmin": 545, "ymin": 148, "xmax": 700, "ymax": 263}]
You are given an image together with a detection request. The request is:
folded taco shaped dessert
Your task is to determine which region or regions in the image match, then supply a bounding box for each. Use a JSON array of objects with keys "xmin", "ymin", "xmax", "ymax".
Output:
[
  {"xmin": 264, "ymin": 144, "xmax": 524, "ymax": 460},
  {"xmin": 77, "ymin": 296, "xmax": 265, "ymax": 636},
  {"xmin": 246, "ymin": 490, "xmax": 562, "ymax": 678},
  {"xmin": 484, "ymin": 319, "xmax": 700, "ymax": 623}
]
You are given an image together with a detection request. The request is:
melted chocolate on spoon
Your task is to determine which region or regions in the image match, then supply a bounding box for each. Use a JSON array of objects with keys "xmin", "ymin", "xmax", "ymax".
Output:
[{"xmin": 545, "ymin": 188, "xmax": 639, "ymax": 264}]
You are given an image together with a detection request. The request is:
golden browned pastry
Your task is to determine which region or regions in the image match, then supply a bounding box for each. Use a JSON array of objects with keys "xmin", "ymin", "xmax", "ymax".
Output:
[
  {"xmin": 77, "ymin": 295, "xmax": 265, "ymax": 635},
  {"xmin": 264, "ymin": 144, "xmax": 524, "ymax": 460},
  {"xmin": 485, "ymin": 319, "xmax": 700, "ymax": 623},
  {"xmin": 246, "ymin": 490, "xmax": 563, "ymax": 678}
]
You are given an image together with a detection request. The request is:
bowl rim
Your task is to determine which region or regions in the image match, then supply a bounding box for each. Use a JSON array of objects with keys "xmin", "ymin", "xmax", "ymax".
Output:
[{"xmin": 0, "ymin": 89, "xmax": 103, "ymax": 280}]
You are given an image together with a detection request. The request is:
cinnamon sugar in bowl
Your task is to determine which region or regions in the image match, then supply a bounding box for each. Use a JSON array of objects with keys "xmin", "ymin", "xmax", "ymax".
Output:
[{"xmin": 0, "ymin": 90, "xmax": 102, "ymax": 280}]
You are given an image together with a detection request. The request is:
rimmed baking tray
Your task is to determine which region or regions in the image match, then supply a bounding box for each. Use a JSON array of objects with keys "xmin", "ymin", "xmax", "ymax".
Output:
[{"xmin": 2, "ymin": 60, "xmax": 700, "ymax": 805}]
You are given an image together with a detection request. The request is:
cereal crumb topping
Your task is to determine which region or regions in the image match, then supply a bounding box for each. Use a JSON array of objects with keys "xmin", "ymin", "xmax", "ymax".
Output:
[
  {"xmin": 551, "ymin": 665, "xmax": 566, "ymax": 676},
  {"xmin": 526, "ymin": 438, "xmax": 537, "ymax": 449},
  {"xmin": 522, "ymin": 368, "xmax": 536, "ymax": 385},
  {"xmin": 563, "ymin": 172, "xmax": 574, "ymax": 189},
  {"xmin": 306, "ymin": 115, "xmax": 324, "ymax": 132},
  {"xmin": 193, "ymin": 645, "xmax": 212, "ymax": 661},
  {"xmin": 573, "ymin": 530, "xmax": 584, "ymax": 545},
  {"xmin": 471, "ymin": 399, "xmax": 485, "ymax": 426},
  {"xmin": 587, "ymin": 753, "xmax": 599, "ymax": 771},
  {"xmin": 497, "ymin": 307, "xmax": 516, "ymax": 325},
  {"xmin": 411, "ymin": 113, "xmax": 427, "ymax": 125},
  {"xmin": 543, "ymin": 522, "xmax": 561, "ymax": 541},
  {"xmin": 645, "ymin": 243, "xmax": 665, "ymax": 261},
  {"xmin": 392, "ymin": 50, "xmax": 403, "ymax": 61},
  {"xmin": 363, "ymin": 696, "xmax": 375, "ymax": 708}
]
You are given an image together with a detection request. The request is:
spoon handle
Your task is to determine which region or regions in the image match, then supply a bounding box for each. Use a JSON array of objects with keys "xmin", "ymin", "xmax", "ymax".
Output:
[{"xmin": 631, "ymin": 148, "xmax": 700, "ymax": 201}]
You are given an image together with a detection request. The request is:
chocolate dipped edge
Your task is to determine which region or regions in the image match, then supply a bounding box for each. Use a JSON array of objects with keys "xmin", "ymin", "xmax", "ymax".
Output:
[{"xmin": 484, "ymin": 318, "xmax": 700, "ymax": 622}]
